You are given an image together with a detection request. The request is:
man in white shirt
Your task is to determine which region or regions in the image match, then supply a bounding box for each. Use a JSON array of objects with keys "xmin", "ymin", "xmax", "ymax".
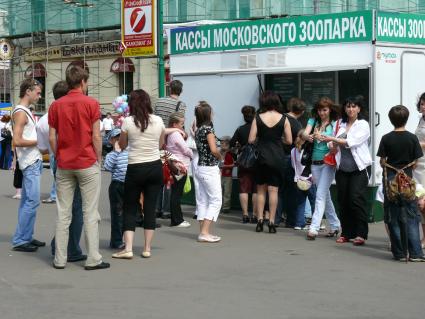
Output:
[
  {"xmin": 11, "ymin": 78, "xmax": 44, "ymax": 252},
  {"xmin": 102, "ymin": 112, "xmax": 114, "ymax": 135}
]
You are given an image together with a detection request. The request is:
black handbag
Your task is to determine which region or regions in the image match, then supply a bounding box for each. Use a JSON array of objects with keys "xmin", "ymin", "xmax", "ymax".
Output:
[
  {"xmin": 237, "ymin": 144, "xmax": 258, "ymax": 169},
  {"xmin": 300, "ymin": 120, "xmax": 317, "ymax": 166},
  {"xmin": 300, "ymin": 141, "xmax": 313, "ymax": 166}
]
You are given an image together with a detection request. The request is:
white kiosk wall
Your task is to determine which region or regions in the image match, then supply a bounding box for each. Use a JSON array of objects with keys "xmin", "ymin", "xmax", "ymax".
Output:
[
  {"xmin": 374, "ymin": 46, "xmax": 425, "ymax": 183},
  {"xmin": 175, "ymin": 73, "xmax": 260, "ymax": 137}
]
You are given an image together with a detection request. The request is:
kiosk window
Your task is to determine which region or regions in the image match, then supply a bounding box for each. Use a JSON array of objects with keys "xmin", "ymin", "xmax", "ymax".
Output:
[
  {"xmin": 338, "ymin": 69, "xmax": 369, "ymax": 116},
  {"xmin": 301, "ymin": 72, "xmax": 336, "ymax": 111}
]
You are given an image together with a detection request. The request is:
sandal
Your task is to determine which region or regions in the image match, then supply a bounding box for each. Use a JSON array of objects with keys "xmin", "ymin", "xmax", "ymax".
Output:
[
  {"xmin": 336, "ymin": 236, "xmax": 349, "ymax": 243},
  {"xmin": 353, "ymin": 237, "xmax": 365, "ymax": 246}
]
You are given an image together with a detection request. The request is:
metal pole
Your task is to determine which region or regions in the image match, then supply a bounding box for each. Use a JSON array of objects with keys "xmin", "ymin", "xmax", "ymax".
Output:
[{"xmin": 157, "ymin": 0, "xmax": 165, "ymax": 98}]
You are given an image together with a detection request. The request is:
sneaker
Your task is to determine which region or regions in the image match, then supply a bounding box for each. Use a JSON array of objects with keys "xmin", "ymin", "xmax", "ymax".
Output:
[
  {"xmin": 12, "ymin": 194, "xmax": 21, "ymax": 199},
  {"xmin": 294, "ymin": 226, "xmax": 302, "ymax": 230},
  {"xmin": 175, "ymin": 221, "xmax": 191, "ymax": 228},
  {"xmin": 302, "ymin": 225, "xmax": 310, "ymax": 230},
  {"xmin": 42, "ymin": 197, "xmax": 56, "ymax": 204},
  {"xmin": 320, "ymin": 223, "xmax": 326, "ymax": 231},
  {"xmin": 409, "ymin": 256, "xmax": 425, "ymax": 262}
]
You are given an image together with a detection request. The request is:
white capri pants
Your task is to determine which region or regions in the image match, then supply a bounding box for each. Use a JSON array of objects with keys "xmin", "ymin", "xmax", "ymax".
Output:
[{"xmin": 195, "ymin": 165, "xmax": 222, "ymax": 222}]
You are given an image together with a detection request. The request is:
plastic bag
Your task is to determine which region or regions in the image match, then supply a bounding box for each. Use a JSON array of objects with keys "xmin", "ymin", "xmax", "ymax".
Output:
[{"xmin": 183, "ymin": 175, "xmax": 192, "ymax": 194}]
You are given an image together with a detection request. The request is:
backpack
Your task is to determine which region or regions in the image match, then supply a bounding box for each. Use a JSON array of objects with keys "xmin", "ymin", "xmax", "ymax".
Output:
[{"xmin": 383, "ymin": 161, "xmax": 416, "ymax": 202}]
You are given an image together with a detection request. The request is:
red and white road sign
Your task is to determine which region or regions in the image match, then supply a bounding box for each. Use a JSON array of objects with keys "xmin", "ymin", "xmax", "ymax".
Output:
[{"xmin": 121, "ymin": 0, "xmax": 157, "ymax": 57}]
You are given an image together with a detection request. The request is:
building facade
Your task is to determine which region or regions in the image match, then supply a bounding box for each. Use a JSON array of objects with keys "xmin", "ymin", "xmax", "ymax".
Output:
[{"xmin": 1, "ymin": 0, "xmax": 425, "ymax": 111}]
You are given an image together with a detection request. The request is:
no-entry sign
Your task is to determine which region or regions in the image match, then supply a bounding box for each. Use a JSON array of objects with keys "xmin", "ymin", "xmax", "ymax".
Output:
[{"xmin": 121, "ymin": 0, "xmax": 157, "ymax": 57}]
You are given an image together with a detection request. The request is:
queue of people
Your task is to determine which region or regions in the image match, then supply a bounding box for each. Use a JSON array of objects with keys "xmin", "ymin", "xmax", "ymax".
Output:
[{"xmin": 5, "ymin": 70, "xmax": 425, "ymax": 269}]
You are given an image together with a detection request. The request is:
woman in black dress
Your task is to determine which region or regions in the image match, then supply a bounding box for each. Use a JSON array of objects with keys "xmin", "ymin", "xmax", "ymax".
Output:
[{"xmin": 248, "ymin": 91, "xmax": 292, "ymax": 233}]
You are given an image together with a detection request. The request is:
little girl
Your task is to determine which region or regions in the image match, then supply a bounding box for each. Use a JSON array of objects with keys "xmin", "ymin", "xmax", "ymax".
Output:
[{"xmin": 291, "ymin": 130, "xmax": 316, "ymax": 230}]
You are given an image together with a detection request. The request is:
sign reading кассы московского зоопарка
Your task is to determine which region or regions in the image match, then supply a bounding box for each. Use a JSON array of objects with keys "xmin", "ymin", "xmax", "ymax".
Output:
[{"xmin": 170, "ymin": 11, "xmax": 373, "ymax": 55}]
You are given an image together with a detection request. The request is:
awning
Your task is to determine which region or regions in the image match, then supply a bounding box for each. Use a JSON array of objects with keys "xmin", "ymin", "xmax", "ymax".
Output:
[
  {"xmin": 24, "ymin": 63, "xmax": 46, "ymax": 78},
  {"xmin": 67, "ymin": 60, "xmax": 89, "ymax": 74},
  {"xmin": 110, "ymin": 58, "xmax": 135, "ymax": 73}
]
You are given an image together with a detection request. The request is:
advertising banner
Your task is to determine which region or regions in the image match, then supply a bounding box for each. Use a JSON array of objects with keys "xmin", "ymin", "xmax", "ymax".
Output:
[
  {"xmin": 170, "ymin": 11, "xmax": 373, "ymax": 55},
  {"xmin": 121, "ymin": 0, "xmax": 157, "ymax": 57},
  {"xmin": 376, "ymin": 11, "xmax": 425, "ymax": 45}
]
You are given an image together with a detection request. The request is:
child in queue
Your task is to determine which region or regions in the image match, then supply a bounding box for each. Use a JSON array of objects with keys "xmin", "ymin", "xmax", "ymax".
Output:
[
  {"xmin": 219, "ymin": 136, "xmax": 234, "ymax": 214},
  {"xmin": 104, "ymin": 129, "xmax": 128, "ymax": 250}
]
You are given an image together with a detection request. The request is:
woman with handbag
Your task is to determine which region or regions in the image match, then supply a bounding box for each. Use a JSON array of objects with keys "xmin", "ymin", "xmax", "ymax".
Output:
[
  {"xmin": 166, "ymin": 112, "xmax": 193, "ymax": 228},
  {"xmin": 321, "ymin": 96, "xmax": 372, "ymax": 245},
  {"xmin": 230, "ymin": 105, "xmax": 258, "ymax": 224},
  {"xmin": 248, "ymin": 91, "xmax": 292, "ymax": 233},
  {"xmin": 302, "ymin": 97, "xmax": 341, "ymax": 240}
]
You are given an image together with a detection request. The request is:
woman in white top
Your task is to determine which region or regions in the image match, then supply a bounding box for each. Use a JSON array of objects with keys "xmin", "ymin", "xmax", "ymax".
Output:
[
  {"xmin": 322, "ymin": 96, "xmax": 372, "ymax": 246},
  {"xmin": 112, "ymin": 89, "xmax": 165, "ymax": 259}
]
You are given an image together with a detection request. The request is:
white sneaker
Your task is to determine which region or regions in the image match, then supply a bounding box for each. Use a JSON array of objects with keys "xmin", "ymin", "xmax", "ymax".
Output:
[
  {"xmin": 176, "ymin": 221, "xmax": 191, "ymax": 228},
  {"xmin": 12, "ymin": 194, "xmax": 21, "ymax": 199},
  {"xmin": 294, "ymin": 227, "xmax": 302, "ymax": 230}
]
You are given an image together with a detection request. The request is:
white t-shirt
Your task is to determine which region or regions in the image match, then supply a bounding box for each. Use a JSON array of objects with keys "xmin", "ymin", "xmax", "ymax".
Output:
[
  {"xmin": 102, "ymin": 117, "xmax": 114, "ymax": 131},
  {"xmin": 13, "ymin": 105, "xmax": 42, "ymax": 170},
  {"xmin": 36, "ymin": 113, "xmax": 50, "ymax": 154},
  {"xmin": 121, "ymin": 114, "xmax": 165, "ymax": 164}
]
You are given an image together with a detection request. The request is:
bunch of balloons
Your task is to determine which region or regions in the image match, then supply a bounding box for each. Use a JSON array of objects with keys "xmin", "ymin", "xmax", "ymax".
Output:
[{"xmin": 112, "ymin": 95, "xmax": 129, "ymax": 115}]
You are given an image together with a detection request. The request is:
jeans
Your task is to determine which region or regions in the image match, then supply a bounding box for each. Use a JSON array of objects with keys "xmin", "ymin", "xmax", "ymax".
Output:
[
  {"xmin": 309, "ymin": 164, "xmax": 340, "ymax": 234},
  {"xmin": 385, "ymin": 200, "xmax": 424, "ymax": 259},
  {"xmin": 384, "ymin": 172, "xmax": 424, "ymax": 259},
  {"xmin": 51, "ymin": 186, "xmax": 84, "ymax": 258},
  {"xmin": 109, "ymin": 181, "xmax": 124, "ymax": 248},
  {"xmin": 170, "ymin": 175, "xmax": 186, "ymax": 226},
  {"xmin": 292, "ymin": 185, "xmax": 316, "ymax": 228},
  {"xmin": 304, "ymin": 185, "xmax": 316, "ymax": 218},
  {"xmin": 335, "ymin": 169, "xmax": 369, "ymax": 239},
  {"xmin": 0, "ymin": 140, "xmax": 11, "ymax": 169},
  {"xmin": 54, "ymin": 163, "xmax": 102, "ymax": 267},
  {"xmin": 49, "ymin": 154, "xmax": 57, "ymax": 200},
  {"xmin": 12, "ymin": 160, "xmax": 42, "ymax": 247}
]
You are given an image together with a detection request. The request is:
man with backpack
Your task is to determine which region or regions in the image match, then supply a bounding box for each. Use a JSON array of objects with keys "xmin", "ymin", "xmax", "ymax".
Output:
[{"xmin": 377, "ymin": 105, "xmax": 425, "ymax": 262}]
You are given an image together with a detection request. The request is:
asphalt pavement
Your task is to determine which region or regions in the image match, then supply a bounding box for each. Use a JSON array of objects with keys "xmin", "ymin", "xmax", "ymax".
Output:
[{"xmin": 0, "ymin": 169, "xmax": 424, "ymax": 319}]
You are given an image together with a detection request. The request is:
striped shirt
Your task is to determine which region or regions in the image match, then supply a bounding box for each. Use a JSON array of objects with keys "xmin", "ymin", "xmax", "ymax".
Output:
[
  {"xmin": 154, "ymin": 97, "xmax": 186, "ymax": 126},
  {"xmin": 104, "ymin": 149, "xmax": 128, "ymax": 182}
]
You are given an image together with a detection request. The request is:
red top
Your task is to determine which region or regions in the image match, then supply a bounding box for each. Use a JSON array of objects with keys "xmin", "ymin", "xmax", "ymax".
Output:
[
  {"xmin": 221, "ymin": 151, "xmax": 234, "ymax": 177},
  {"xmin": 48, "ymin": 89, "xmax": 100, "ymax": 169}
]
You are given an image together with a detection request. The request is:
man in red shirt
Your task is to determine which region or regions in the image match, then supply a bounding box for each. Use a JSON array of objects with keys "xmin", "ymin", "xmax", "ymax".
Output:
[{"xmin": 48, "ymin": 66, "xmax": 109, "ymax": 270}]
